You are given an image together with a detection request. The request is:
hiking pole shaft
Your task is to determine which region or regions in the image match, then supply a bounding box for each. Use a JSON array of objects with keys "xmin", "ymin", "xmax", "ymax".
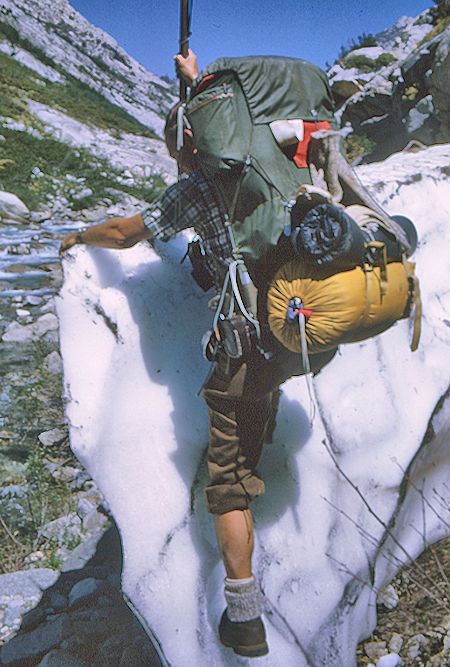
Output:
[{"xmin": 179, "ymin": 0, "xmax": 189, "ymax": 101}]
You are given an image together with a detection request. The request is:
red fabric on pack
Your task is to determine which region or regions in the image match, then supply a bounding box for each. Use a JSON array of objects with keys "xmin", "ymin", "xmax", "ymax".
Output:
[{"xmin": 293, "ymin": 120, "xmax": 331, "ymax": 168}]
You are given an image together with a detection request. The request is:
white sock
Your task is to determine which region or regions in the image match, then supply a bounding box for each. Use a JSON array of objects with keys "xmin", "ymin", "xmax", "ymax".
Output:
[{"xmin": 224, "ymin": 575, "xmax": 262, "ymax": 622}]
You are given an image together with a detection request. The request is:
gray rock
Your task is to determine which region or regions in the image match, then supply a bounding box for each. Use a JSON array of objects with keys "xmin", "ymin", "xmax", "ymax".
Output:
[
  {"xmin": 82, "ymin": 509, "xmax": 108, "ymax": 534},
  {"xmin": 407, "ymin": 633, "xmax": 429, "ymax": 659},
  {"xmin": 0, "ymin": 615, "xmax": 72, "ymax": 665},
  {"xmin": 76, "ymin": 498, "xmax": 96, "ymax": 519},
  {"xmin": 2, "ymin": 313, "xmax": 59, "ymax": 343},
  {"xmin": 38, "ymin": 427, "xmax": 67, "ymax": 447},
  {"xmin": 377, "ymin": 583, "xmax": 399, "ymax": 610},
  {"xmin": 24, "ymin": 295, "xmax": 43, "ymax": 306},
  {"xmin": 0, "ymin": 569, "xmax": 58, "ymax": 599},
  {"xmin": 39, "ymin": 513, "xmax": 82, "ymax": 545},
  {"xmin": 0, "ymin": 191, "xmax": 29, "ymax": 223},
  {"xmin": 61, "ymin": 533, "xmax": 106, "ymax": 573},
  {"xmin": 406, "ymin": 94, "xmax": 435, "ymax": 133},
  {"xmin": 365, "ymin": 640, "xmax": 388, "ymax": 661},
  {"xmin": 37, "ymin": 649, "xmax": 88, "ymax": 666},
  {"xmin": 68, "ymin": 578, "xmax": 103, "ymax": 608},
  {"xmin": 388, "ymin": 632, "xmax": 403, "ymax": 653},
  {"xmin": 44, "ymin": 351, "xmax": 63, "ymax": 374}
]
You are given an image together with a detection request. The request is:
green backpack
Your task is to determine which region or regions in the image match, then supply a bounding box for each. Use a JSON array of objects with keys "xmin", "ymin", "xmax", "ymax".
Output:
[{"xmin": 185, "ymin": 56, "xmax": 337, "ymax": 284}]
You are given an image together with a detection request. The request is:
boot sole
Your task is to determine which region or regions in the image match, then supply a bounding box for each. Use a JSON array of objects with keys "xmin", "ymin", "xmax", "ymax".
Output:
[{"xmin": 220, "ymin": 637, "xmax": 269, "ymax": 657}]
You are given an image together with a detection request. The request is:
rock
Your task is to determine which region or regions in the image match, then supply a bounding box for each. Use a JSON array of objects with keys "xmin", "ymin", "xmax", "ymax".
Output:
[
  {"xmin": 2, "ymin": 313, "xmax": 58, "ymax": 343},
  {"xmin": 24, "ymin": 295, "xmax": 43, "ymax": 306},
  {"xmin": 51, "ymin": 466, "xmax": 83, "ymax": 483},
  {"xmin": 61, "ymin": 532, "xmax": 108, "ymax": 573},
  {"xmin": 377, "ymin": 583, "xmax": 400, "ymax": 610},
  {"xmin": 365, "ymin": 641, "xmax": 388, "ymax": 661},
  {"xmin": 406, "ymin": 633, "xmax": 429, "ymax": 659},
  {"xmin": 38, "ymin": 427, "xmax": 67, "ymax": 447},
  {"xmin": 376, "ymin": 654, "xmax": 401, "ymax": 667},
  {"xmin": 388, "ymin": 632, "xmax": 403, "ymax": 653},
  {"xmin": 76, "ymin": 498, "xmax": 96, "ymax": 519},
  {"xmin": 429, "ymin": 32, "xmax": 450, "ymax": 141},
  {"xmin": 0, "ymin": 615, "xmax": 72, "ymax": 665},
  {"xmin": 43, "ymin": 350, "xmax": 64, "ymax": 374},
  {"xmin": 0, "ymin": 191, "xmax": 29, "ymax": 223},
  {"xmin": 68, "ymin": 578, "xmax": 103, "ymax": 608},
  {"xmin": 82, "ymin": 508, "xmax": 108, "ymax": 534},
  {"xmin": 39, "ymin": 513, "xmax": 82, "ymax": 545},
  {"xmin": 37, "ymin": 649, "xmax": 88, "ymax": 666}
]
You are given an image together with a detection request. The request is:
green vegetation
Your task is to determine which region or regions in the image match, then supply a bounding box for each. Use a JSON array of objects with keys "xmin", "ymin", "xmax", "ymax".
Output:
[
  {"xmin": 344, "ymin": 133, "xmax": 376, "ymax": 163},
  {"xmin": 0, "ymin": 126, "xmax": 166, "ymax": 210},
  {"xmin": 0, "ymin": 49, "xmax": 166, "ymax": 210},
  {"xmin": 0, "ymin": 50, "xmax": 158, "ymax": 139},
  {"xmin": 418, "ymin": 14, "xmax": 450, "ymax": 45},
  {"xmin": 336, "ymin": 32, "xmax": 378, "ymax": 62},
  {"xmin": 343, "ymin": 52, "xmax": 396, "ymax": 72}
]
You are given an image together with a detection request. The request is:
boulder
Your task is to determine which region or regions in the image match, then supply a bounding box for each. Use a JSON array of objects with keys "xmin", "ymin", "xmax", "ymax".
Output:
[{"xmin": 0, "ymin": 191, "xmax": 29, "ymax": 223}]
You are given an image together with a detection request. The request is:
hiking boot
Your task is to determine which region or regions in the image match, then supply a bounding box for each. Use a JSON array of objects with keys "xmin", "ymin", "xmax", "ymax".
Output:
[{"xmin": 218, "ymin": 609, "xmax": 269, "ymax": 657}]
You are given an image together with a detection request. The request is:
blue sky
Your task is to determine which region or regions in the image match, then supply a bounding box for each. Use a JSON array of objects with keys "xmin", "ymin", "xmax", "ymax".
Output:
[{"xmin": 69, "ymin": 0, "xmax": 433, "ymax": 78}]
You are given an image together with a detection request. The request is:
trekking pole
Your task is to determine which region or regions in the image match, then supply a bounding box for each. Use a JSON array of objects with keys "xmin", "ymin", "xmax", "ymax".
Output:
[{"xmin": 179, "ymin": 0, "xmax": 192, "ymax": 102}]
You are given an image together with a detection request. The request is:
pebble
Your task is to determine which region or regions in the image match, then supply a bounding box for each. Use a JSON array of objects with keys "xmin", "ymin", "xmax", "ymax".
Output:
[
  {"xmin": 406, "ymin": 633, "xmax": 429, "ymax": 659},
  {"xmin": 376, "ymin": 654, "xmax": 401, "ymax": 666},
  {"xmin": 365, "ymin": 641, "xmax": 388, "ymax": 661},
  {"xmin": 388, "ymin": 632, "xmax": 403, "ymax": 654},
  {"xmin": 38, "ymin": 427, "xmax": 67, "ymax": 447},
  {"xmin": 377, "ymin": 584, "xmax": 400, "ymax": 610}
]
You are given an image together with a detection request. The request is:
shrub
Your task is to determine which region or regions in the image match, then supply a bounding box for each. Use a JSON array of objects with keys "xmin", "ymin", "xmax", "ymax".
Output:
[
  {"xmin": 337, "ymin": 32, "xmax": 377, "ymax": 61},
  {"xmin": 344, "ymin": 133, "xmax": 376, "ymax": 163},
  {"xmin": 344, "ymin": 53, "xmax": 396, "ymax": 72}
]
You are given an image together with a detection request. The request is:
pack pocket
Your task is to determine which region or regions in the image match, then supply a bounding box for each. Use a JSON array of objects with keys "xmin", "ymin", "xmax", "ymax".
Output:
[{"xmin": 186, "ymin": 73, "xmax": 252, "ymax": 170}]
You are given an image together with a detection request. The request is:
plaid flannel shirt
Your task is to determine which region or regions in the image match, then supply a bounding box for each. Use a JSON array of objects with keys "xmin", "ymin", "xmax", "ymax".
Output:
[{"xmin": 142, "ymin": 170, "xmax": 233, "ymax": 286}]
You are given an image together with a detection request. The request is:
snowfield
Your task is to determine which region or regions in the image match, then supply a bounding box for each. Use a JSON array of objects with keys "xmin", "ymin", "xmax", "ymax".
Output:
[{"xmin": 57, "ymin": 144, "xmax": 450, "ymax": 666}]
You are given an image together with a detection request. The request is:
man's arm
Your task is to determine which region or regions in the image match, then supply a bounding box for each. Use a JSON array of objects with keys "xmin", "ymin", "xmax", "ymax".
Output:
[{"xmin": 60, "ymin": 213, "xmax": 154, "ymax": 253}]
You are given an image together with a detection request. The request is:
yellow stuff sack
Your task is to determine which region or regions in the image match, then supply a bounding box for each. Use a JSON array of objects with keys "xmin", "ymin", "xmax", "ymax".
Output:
[{"xmin": 267, "ymin": 259, "xmax": 417, "ymax": 354}]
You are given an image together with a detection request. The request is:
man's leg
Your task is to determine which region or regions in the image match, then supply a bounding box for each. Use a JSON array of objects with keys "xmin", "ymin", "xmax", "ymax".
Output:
[
  {"xmin": 202, "ymin": 354, "xmax": 271, "ymax": 656},
  {"xmin": 215, "ymin": 509, "xmax": 268, "ymax": 657},
  {"xmin": 215, "ymin": 508, "xmax": 253, "ymax": 578}
]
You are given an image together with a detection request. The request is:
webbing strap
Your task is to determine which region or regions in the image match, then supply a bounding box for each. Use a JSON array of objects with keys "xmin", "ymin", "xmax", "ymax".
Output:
[
  {"xmin": 402, "ymin": 258, "xmax": 421, "ymax": 351},
  {"xmin": 366, "ymin": 241, "xmax": 388, "ymax": 297},
  {"xmin": 362, "ymin": 263, "xmax": 374, "ymax": 325},
  {"xmin": 410, "ymin": 274, "xmax": 422, "ymax": 351},
  {"xmin": 297, "ymin": 313, "xmax": 316, "ymax": 425}
]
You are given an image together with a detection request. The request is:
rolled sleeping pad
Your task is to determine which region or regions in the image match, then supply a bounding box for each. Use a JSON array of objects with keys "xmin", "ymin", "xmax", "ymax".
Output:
[
  {"xmin": 291, "ymin": 204, "xmax": 418, "ymax": 268},
  {"xmin": 290, "ymin": 203, "xmax": 366, "ymax": 270}
]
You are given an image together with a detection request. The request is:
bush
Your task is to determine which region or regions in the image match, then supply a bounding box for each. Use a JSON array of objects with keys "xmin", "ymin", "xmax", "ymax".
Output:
[
  {"xmin": 337, "ymin": 32, "xmax": 377, "ymax": 61},
  {"xmin": 344, "ymin": 53, "xmax": 396, "ymax": 72},
  {"xmin": 344, "ymin": 133, "xmax": 376, "ymax": 163}
]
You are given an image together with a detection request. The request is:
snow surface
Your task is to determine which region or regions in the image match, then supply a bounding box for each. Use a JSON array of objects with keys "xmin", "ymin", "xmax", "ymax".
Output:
[{"xmin": 57, "ymin": 144, "xmax": 450, "ymax": 666}]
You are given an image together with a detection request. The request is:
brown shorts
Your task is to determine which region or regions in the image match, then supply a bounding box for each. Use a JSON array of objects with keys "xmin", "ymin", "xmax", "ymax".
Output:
[{"xmin": 202, "ymin": 345, "xmax": 336, "ymax": 514}]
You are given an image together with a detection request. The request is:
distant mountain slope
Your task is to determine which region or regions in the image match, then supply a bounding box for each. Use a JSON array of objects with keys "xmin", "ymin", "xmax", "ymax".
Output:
[
  {"xmin": 0, "ymin": 0, "xmax": 175, "ymax": 134},
  {"xmin": 0, "ymin": 0, "xmax": 178, "ymax": 214}
]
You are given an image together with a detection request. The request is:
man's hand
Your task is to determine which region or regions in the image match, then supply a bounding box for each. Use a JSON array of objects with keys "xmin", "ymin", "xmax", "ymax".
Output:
[
  {"xmin": 60, "ymin": 231, "xmax": 80, "ymax": 253},
  {"xmin": 174, "ymin": 49, "xmax": 199, "ymax": 86},
  {"xmin": 59, "ymin": 214, "xmax": 153, "ymax": 255}
]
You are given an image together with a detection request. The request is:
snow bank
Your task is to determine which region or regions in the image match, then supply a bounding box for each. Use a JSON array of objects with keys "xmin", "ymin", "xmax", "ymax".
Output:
[{"xmin": 57, "ymin": 144, "xmax": 450, "ymax": 666}]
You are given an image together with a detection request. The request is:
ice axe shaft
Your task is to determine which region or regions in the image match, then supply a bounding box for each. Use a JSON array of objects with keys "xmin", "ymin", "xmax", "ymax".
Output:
[{"xmin": 179, "ymin": 0, "xmax": 190, "ymax": 101}]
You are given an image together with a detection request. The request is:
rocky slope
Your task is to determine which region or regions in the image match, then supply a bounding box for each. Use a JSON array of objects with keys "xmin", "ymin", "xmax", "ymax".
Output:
[{"xmin": 328, "ymin": 7, "xmax": 450, "ymax": 162}]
